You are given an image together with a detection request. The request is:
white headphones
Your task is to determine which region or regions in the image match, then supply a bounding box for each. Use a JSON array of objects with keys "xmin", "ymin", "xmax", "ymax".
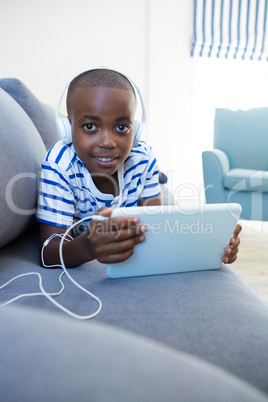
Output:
[{"xmin": 55, "ymin": 67, "xmax": 146, "ymax": 147}]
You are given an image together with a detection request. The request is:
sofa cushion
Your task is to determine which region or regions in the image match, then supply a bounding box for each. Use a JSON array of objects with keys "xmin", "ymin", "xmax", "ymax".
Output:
[
  {"xmin": 224, "ymin": 168, "xmax": 268, "ymax": 192},
  {"xmin": 0, "ymin": 89, "xmax": 46, "ymax": 247},
  {"xmin": 1, "ymin": 225, "xmax": 268, "ymax": 394},
  {"xmin": 0, "ymin": 305, "xmax": 267, "ymax": 402},
  {"xmin": 0, "ymin": 78, "xmax": 59, "ymax": 150}
]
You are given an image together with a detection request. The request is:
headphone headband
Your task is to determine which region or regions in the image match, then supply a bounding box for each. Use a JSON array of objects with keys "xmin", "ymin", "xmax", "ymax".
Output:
[{"xmin": 55, "ymin": 66, "xmax": 146, "ymax": 147}]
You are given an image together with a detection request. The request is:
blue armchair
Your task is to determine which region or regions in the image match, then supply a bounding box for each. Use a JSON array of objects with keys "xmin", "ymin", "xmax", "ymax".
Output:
[{"xmin": 202, "ymin": 108, "xmax": 268, "ymax": 221}]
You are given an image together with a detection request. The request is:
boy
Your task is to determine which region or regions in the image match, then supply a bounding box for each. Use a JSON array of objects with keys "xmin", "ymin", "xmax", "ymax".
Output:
[{"xmin": 37, "ymin": 68, "xmax": 241, "ymax": 268}]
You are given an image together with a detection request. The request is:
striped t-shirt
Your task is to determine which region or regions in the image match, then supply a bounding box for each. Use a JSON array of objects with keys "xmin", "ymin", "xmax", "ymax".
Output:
[{"xmin": 36, "ymin": 140, "xmax": 160, "ymax": 233}]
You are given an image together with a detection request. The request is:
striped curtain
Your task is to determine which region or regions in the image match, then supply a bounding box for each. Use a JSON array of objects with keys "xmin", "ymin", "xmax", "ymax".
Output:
[{"xmin": 191, "ymin": 0, "xmax": 268, "ymax": 61}]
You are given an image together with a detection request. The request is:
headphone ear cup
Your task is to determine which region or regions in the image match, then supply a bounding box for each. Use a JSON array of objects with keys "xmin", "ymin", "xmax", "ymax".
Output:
[
  {"xmin": 56, "ymin": 116, "xmax": 72, "ymax": 144},
  {"xmin": 133, "ymin": 120, "xmax": 143, "ymax": 147}
]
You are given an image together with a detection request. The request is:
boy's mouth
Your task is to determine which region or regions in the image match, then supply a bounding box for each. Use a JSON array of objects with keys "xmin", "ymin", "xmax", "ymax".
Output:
[
  {"xmin": 94, "ymin": 157, "xmax": 117, "ymax": 162},
  {"xmin": 92, "ymin": 156, "xmax": 119, "ymax": 167}
]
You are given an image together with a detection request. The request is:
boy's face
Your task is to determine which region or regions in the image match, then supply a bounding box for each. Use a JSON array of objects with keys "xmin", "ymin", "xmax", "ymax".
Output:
[{"xmin": 68, "ymin": 86, "xmax": 136, "ymax": 182}]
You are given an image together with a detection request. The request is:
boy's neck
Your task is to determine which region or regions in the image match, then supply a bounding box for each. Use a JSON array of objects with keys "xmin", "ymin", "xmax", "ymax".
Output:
[{"xmin": 91, "ymin": 172, "xmax": 119, "ymax": 196}]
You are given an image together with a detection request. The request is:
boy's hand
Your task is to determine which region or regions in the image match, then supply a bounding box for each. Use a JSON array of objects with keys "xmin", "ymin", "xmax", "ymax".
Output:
[
  {"xmin": 222, "ymin": 223, "xmax": 242, "ymax": 264},
  {"xmin": 87, "ymin": 207, "xmax": 147, "ymax": 264}
]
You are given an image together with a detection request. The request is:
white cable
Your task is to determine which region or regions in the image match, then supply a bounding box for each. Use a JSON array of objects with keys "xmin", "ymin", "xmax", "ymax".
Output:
[
  {"xmin": 0, "ymin": 218, "xmax": 102, "ymax": 320},
  {"xmin": 0, "ymin": 233, "xmax": 70, "ymax": 307},
  {"xmin": 41, "ymin": 233, "xmax": 73, "ymax": 268},
  {"xmin": 0, "ymin": 271, "xmax": 65, "ymax": 307},
  {"xmin": 57, "ymin": 217, "xmax": 103, "ymax": 319}
]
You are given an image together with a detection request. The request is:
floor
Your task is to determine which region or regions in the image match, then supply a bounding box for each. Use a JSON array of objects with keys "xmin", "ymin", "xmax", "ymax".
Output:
[{"xmin": 231, "ymin": 220, "xmax": 268, "ymax": 304}]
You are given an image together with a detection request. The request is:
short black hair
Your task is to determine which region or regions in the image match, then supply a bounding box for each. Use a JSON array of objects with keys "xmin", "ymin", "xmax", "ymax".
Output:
[{"xmin": 67, "ymin": 68, "xmax": 136, "ymax": 97}]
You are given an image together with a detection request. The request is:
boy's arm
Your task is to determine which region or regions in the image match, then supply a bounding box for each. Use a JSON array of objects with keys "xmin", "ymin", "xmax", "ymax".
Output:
[
  {"xmin": 40, "ymin": 208, "xmax": 147, "ymax": 268},
  {"xmin": 39, "ymin": 223, "xmax": 93, "ymax": 268},
  {"xmin": 139, "ymin": 194, "xmax": 163, "ymax": 207}
]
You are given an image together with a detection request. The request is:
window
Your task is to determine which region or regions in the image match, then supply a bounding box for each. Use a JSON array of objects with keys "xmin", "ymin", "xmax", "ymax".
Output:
[{"xmin": 191, "ymin": 0, "xmax": 268, "ymax": 61}]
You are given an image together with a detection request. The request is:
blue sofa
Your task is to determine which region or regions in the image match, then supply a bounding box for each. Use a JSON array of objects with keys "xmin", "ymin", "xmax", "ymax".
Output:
[
  {"xmin": 0, "ymin": 80, "xmax": 268, "ymax": 401},
  {"xmin": 202, "ymin": 107, "xmax": 268, "ymax": 221}
]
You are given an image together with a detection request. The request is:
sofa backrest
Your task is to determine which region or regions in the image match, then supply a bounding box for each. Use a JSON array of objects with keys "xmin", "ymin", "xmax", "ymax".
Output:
[
  {"xmin": 0, "ymin": 88, "xmax": 46, "ymax": 247},
  {"xmin": 0, "ymin": 78, "xmax": 59, "ymax": 150},
  {"xmin": 214, "ymin": 108, "xmax": 268, "ymax": 171}
]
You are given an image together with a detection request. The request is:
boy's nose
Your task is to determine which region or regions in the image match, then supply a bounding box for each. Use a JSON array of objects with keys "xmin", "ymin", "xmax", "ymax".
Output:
[{"xmin": 98, "ymin": 129, "xmax": 116, "ymax": 148}]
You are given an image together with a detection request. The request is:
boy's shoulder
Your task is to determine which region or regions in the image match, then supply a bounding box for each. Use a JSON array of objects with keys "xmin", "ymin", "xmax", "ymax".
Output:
[
  {"xmin": 43, "ymin": 141, "xmax": 77, "ymax": 170},
  {"xmin": 128, "ymin": 140, "xmax": 152, "ymax": 159}
]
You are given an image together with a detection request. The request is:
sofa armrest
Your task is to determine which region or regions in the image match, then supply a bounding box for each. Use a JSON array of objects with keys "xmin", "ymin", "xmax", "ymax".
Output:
[{"xmin": 202, "ymin": 149, "xmax": 230, "ymax": 203}]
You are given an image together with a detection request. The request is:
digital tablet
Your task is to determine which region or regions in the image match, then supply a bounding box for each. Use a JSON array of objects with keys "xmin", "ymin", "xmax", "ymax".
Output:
[{"xmin": 106, "ymin": 203, "xmax": 242, "ymax": 279}]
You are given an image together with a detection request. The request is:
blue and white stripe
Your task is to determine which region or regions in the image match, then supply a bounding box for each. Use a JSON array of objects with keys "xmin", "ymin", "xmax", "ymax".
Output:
[
  {"xmin": 36, "ymin": 140, "xmax": 160, "ymax": 232},
  {"xmin": 191, "ymin": 0, "xmax": 268, "ymax": 61}
]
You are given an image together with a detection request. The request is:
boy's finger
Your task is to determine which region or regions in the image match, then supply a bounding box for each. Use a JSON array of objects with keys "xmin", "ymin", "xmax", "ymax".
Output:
[
  {"xmin": 88, "ymin": 221, "xmax": 146, "ymax": 242},
  {"xmin": 93, "ymin": 207, "xmax": 113, "ymax": 218},
  {"xmin": 112, "ymin": 224, "xmax": 147, "ymax": 241},
  {"xmin": 232, "ymin": 223, "xmax": 242, "ymax": 239},
  {"xmin": 98, "ymin": 249, "xmax": 134, "ymax": 264},
  {"xmin": 229, "ymin": 236, "xmax": 240, "ymax": 248},
  {"xmin": 96, "ymin": 216, "xmax": 142, "ymax": 233},
  {"xmin": 228, "ymin": 224, "xmax": 242, "ymax": 246},
  {"xmin": 108, "ymin": 216, "xmax": 140, "ymax": 227},
  {"xmin": 94, "ymin": 236, "xmax": 145, "ymax": 264},
  {"xmin": 225, "ymin": 236, "xmax": 240, "ymax": 252},
  {"xmin": 228, "ymin": 254, "xmax": 237, "ymax": 264}
]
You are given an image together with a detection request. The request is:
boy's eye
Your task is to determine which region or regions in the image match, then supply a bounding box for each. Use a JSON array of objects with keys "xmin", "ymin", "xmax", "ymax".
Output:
[
  {"xmin": 115, "ymin": 124, "xmax": 130, "ymax": 133},
  {"xmin": 83, "ymin": 123, "xmax": 96, "ymax": 132}
]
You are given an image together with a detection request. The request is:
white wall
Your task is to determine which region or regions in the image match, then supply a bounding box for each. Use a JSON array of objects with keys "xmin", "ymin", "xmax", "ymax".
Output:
[
  {"xmin": 0, "ymin": 0, "xmax": 150, "ymax": 104},
  {"xmin": 147, "ymin": 0, "xmax": 198, "ymax": 201},
  {"xmin": 0, "ymin": 0, "xmax": 208, "ymax": 200}
]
